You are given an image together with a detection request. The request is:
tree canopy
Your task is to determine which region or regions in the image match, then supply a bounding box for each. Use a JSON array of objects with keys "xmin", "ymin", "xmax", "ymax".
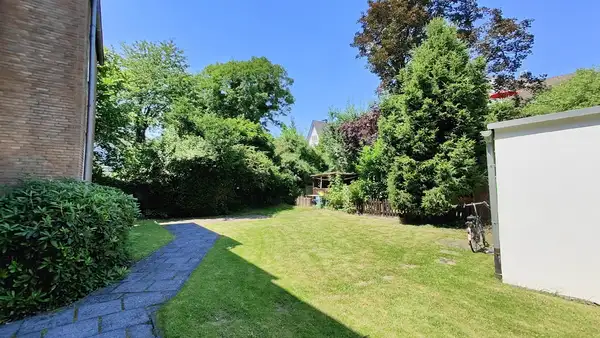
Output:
[
  {"xmin": 195, "ymin": 57, "xmax": 294, "ymax": 127},
  {"xmin": 93, "ymin": 41, "xmax": 310, "ymax": 217},
  {"xmin": 379, "ymin": 18, "xmax": 489, "ymax": 217},
  {"xmin": 523, "ymin": 69, "xmax": 600, "ymax": 116},
  {"xmin": 352, "ymin": 0, "xmax": 543, "ymax": 93}
]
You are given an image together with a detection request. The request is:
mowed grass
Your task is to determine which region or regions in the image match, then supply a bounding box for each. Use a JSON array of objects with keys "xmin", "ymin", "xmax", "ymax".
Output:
[
  {"xmin": 128, "ymin": 220, "xmax": 174, "ymax": 261},
  {"xmin": 158, "ymin": 208, "xmax": 600, "ymax": 337}
]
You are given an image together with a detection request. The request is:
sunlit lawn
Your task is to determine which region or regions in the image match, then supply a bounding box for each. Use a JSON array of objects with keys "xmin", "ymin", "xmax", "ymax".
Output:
[
  {"xmin": 128, "ymin": 219, "xmax": 174, "ymax": 261},
  {"xmin": 157, "ymin": 208, "xmax": 600, "ymax": 337}
]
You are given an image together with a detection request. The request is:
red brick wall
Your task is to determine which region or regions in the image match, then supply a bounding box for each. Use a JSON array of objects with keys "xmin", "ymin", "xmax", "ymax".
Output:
[{"xmin": 0, "ymin": 0, "xmax": 91, "ymax": 184}]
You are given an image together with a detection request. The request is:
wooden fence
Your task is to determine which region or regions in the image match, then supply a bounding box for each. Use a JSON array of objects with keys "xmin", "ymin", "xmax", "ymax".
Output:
[
  {"xmin": 295, "ymin": 196, "xmax": 313, "ymax": 207},
  {"xmin": 357, "ymin": 199, "xmax": 400, "ymax": 217},
  {"xmin": 294, "ymin": 195, "xmax": 490, "ymax": 222}
]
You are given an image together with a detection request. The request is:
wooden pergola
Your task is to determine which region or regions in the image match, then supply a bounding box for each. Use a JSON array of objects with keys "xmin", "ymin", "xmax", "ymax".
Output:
[{"xmin": 309, "ymin": 172, "xmax": 357, "ymax": 196}]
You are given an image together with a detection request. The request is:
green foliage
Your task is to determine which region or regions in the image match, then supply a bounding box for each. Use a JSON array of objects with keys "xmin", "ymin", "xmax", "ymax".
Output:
[
  {"xmin": 485, "ymin": 99, "xmax": 525, "ymax": 124},
  {"xmin": 95, "ymin": 49, "xmax": 129, "ymax": 169},
  {"xmin": 348, "ymin": 180, "xmax": 367, "ymax": 206},
  {"xmin": 98, "ymin": 114, "xmax": 299, "ymax": 217},
  {"xmin": 0, "ymin": 179, "xmax": 140, "ymax": 321},
  {"xmin": 325, "ymin": 176, "xmax": 350, "ymax": 211},
  {"xmin": 523, "ymin": 68, "xmax": 600, "ymax": 116},
  {"xmin": 352, "ymin": 0, "xmax": 543, "ymax": 92},
  {"xmin": 318, "ymin": 105, "xmax": 368, "ymax": 172},
  {"xmin": 275, "ymin": 124, "xmax": 326, "ymax": 192},
  {"xmin": 94, "ymin": 40, "xmax": 300, "ymax": 217},
  {"xmin": 323, "ymin": 176, "xmax": 361, "ymax": 213},
  {"xmin": 195, "ymin": 57, "xmax": 294, "ymax": 127},
  {"xmin": 121, "ymin": 40, "xmax": 192, "ymax": 144},
  {"xmin": 94, "ymin": 41, "xmax": 193, "ymax": 174},
  {"xmin": 356, "ymin": 139, "xmax": 388, "ymax": 200},
  {"xmin": 379, "ymin": 19, "xmax": 489, "ymax": 217}
]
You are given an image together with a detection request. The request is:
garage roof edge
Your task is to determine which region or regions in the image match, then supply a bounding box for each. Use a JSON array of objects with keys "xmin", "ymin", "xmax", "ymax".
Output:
[{"xmin": 487, "ymin": 105, "xmax": 600, "ymax": 131}]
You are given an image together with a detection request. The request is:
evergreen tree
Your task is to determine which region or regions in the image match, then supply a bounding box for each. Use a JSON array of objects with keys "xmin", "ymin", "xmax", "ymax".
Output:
[{"xmin": 379, "ymin": 18, "xmax": 489, "ymax": 217}]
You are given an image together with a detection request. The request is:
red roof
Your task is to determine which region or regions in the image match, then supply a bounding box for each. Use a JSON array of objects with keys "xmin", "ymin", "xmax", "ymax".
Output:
[{"xmin": 490, "ymin": 91, "xmax": 518, "ymax": 99}]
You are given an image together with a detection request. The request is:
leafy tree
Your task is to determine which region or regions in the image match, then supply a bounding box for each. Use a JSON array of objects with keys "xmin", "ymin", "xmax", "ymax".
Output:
[
  {"xmin": 356, "ymin": 138, "xmax": 388, "ymax": 200},
  {"xmin": 476, "ymin": 8, "xmax": 545, "ymax": 94},
  {"xmin": 195, "ymin": 57, "xmax": 294, "ymax": 127},
  {"xmin": 379, "ymin": 19, "xmax": 489, "ymax": 217},
  {"xmin": 94, "ymin": 40, "xmax": 193, "ymax": 177},
  {"xmin": 352, "ymin": 0, "xmax": 543, "ymax": 92},
  {"xmin": 338, "ymin": 107, "xmax": 380, "ymax": 161},
  {"xmin": 275, "ymin": 124, "xmax": 326, "ymax": 191},
  {"xmin": 121, "ymin": 40, "xmax": 192, "ymax": 144},
  {"xmin": 153, "ymin": 114, "xmax": 297, "ymax": 216},
  {"xmin": 523, "ymin": 68, "xmax": 600, "ymax": 116},
  {"xmin": 317, "ymin": 104, "xmax": 368, "ymax": 172},
  {"xmin": 485, "ymin": 99, "xmax": 524, "ymax": 124},
  {"xmin": 95, "ymin": 49, "xmax": 129, "ymax": 169}
]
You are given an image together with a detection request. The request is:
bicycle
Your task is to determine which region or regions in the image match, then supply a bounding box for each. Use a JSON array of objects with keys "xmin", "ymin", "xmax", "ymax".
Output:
[{"xmin": 463, "ymin": 201, "xmax": 489, "ymax": 253}]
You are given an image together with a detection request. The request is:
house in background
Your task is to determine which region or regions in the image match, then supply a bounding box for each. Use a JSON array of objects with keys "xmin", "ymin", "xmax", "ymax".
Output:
[
  {"xmin": 307, "ymin": 120, "xmax": 327, "ymax": 146},
  {"xmin": 490, "ymin": 73, "xmax": 575, "ymax": 100},
  {"xmin": 0, "ymin": 0, "xmax": 104, "ymax": 185}
]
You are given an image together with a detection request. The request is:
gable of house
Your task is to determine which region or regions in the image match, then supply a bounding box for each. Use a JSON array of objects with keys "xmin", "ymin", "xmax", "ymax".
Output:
[{"xmin": 307, "ymin": 120, "xmax": 326, "ymax": 146}]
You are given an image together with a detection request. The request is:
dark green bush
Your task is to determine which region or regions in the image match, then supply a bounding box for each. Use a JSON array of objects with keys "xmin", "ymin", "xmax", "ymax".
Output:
[
  {"xmin": 94, "ymin": 116, "xmax": 301, "ymax": 218},
  {"xmin": 0, "ymin": 179, "xmax": 140, "ymax": 322}
]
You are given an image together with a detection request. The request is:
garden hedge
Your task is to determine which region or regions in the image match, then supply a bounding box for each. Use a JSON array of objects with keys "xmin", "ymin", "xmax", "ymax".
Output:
[{"xmin": 0, "ymin": 179, "xmax": 140, "ymax": 322}]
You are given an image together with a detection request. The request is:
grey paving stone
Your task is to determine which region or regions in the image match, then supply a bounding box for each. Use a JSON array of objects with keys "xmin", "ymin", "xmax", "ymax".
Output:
[
  {"xmin": 94, "ymin": 329, "xmax": 126, "ymax": 338},
  {"xmin": 127, "ymin": 324, "xmax": 155, "ymax": 338},
  {"xmin": 101, "ymin": 309, "xmax": 150, "ymax": 332},
  {"xmin": 152, "ymin": 271, "xmax": 177, "ymax": 281},
  {"xmin": 81, "ymin": 293, "xmax": 124, "ymax": 305},
  {"xmin": 18, "ymin": 315, "xmax": 52, "ymax": 334},
  {"xmin": 163, "ymin": 257, "xmax": 189, "ymax": 264},
  {"xmin": 111, "ymin": 280, "xmax": 154, "ymax": 293},
  {"xmin": 123, "ymin": 272, "xmax": 148, "ymax": 283},
  {"xmin": 17, "ymin": 331, "xmax": 42, "ymax": 338},
  {"xmin": 20, "ymin": 308, "xmax": 74, "ymax": 334},
  {"xmin": 146, "ymin": 279, "xmax": 185, "ymax": 292},
  {"xmin": 123, "ymin": 292, "xmax": 169, "ymax": 310},
  {"xmin": 44, "ymin": 318, "xmax": 98, "ymax": 338},
  {"xmin": 88, "ymin": 284, "xmax": 118, "ymax": 296},
  {"xmin": 0, "ymin": 320, "xmax": 21, "ymax": 338},
  {"xmin": 77, "ymin": 300, "xmax": 122, "ymax": 321}
]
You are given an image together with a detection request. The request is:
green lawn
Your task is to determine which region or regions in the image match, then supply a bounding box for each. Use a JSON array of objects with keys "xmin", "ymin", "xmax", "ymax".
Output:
[
  {"xmin": 157, "ymin": 208, "xmax": 600, "ymax": 337},
  {"xmin": 128, "ymin": 220, "xmax": 174, "ymax": 261}
]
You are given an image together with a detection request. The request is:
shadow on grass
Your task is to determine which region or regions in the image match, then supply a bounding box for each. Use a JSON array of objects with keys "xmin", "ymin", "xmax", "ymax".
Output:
[{"xmin": 158, "ymin": 234, "xmax": 362, "ymax": 338}]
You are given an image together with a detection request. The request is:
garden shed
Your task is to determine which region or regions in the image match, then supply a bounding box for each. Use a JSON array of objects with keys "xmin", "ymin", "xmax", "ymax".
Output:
[
  {"xmin": 309, "ymin": 172, "xmax": 357, "ymax": 196},
  {"xmin": 484, "ymin": 106, "xmax": 600, "ymax": 303}
]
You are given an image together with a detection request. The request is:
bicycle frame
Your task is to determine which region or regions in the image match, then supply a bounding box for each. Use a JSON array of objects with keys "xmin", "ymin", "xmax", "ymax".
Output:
[{"xmin": 463, "ymin": 201, "xmax": 489, "ymax": 219}]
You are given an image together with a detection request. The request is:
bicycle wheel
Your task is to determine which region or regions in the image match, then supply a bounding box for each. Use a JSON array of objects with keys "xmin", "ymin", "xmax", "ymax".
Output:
[{"xmin": 469, "ymin": 225, "xmax": 483, "ymax": 253}]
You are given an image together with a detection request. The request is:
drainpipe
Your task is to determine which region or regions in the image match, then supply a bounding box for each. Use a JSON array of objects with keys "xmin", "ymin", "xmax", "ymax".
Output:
[
  {"xmin": 481, "ymin": 130, "xmax": 502, "ymax": 280},
  {"xmin": 83, "ymin": 0, "xmax": 99, "ymax": 181}
]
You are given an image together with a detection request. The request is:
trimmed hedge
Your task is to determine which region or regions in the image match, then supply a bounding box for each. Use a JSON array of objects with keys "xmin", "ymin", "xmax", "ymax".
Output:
[{"xmin": 0, "ymin": 179, "xmax": 140, "ymax": 322}]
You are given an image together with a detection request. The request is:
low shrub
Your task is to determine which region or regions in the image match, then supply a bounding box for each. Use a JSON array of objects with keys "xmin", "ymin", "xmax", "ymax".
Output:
[
  {"xmin": 325, "ymin": 176, "xmax": 347, "ymax": 210},
  {"xmin": 0, "ymin": 179, "xmax": 140, "ymax": 322},
  {"xmin": 326, "ymin": 175, "xmax": 359, "ymax": 213}
]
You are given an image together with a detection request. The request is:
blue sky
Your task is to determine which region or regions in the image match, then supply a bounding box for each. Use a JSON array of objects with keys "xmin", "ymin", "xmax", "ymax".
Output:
[{"xmin": 102, "ymin": 0, "xmax": 600, "ymax": 135}]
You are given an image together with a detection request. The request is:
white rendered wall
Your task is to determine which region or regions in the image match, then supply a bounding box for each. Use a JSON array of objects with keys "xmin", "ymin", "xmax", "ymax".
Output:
[
  {"xmin": 494, "ymin": 113, "xmax": 600, "ymax": 303},
  {"xmin": 308, "ymin": 127, "xmax": 319, "ymax": 147}
]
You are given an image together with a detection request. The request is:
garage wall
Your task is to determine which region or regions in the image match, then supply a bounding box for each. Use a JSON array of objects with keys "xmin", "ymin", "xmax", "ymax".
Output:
[{"xmin": 494, "ymin": 112, "xmax": 600, "ymax": 303}]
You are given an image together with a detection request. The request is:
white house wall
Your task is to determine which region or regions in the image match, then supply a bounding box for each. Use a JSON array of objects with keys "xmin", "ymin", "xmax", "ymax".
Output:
[
  {"xmin": 493, "ymin": 113, "xmax": 600, "ymax": 303},
  {"xmin": 308, "ymin": 126, "xmax": 319, "ymax": 146}
]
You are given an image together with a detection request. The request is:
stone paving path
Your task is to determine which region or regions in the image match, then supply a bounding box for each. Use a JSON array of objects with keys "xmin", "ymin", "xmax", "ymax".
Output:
[{"xmin": 1, "ymin": 223, "xmax": 218, "ymax": 338}]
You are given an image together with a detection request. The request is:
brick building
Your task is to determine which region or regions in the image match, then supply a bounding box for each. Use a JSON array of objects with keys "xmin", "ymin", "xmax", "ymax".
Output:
[{"xmin": 0, "ymin": 0, "xmax": 104, "ymax": 184}]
